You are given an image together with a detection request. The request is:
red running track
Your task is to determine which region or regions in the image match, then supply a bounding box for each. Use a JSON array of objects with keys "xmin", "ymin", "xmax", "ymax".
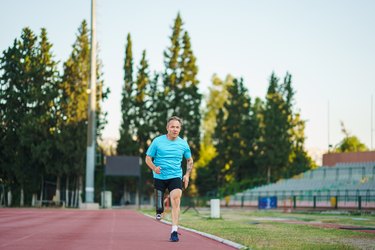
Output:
[{"xmin": 0, "ymin": 208, "xmax": 238, "ymax": 250}]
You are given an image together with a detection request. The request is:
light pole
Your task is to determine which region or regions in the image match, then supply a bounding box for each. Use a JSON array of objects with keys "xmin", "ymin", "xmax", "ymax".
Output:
[
  {"xmin": 371, "ymin": 95, "xmax": 373, "ymax": 150},
  {"xmin": 84, "ymin": 0, "xmax": 97, "ymax": 205}
]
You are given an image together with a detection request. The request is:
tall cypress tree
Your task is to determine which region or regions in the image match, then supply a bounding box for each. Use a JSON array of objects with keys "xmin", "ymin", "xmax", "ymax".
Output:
[
  {"xmin": 146, "ymin": 73, "xmax": 165, "ymax": 138},
  {"xmin": 118, "ymin": 33, "xmax": 138, "ymax": 155},
  {"xmin": 153, "ymin": 13, "xmax": 184, "ymax": 137},
  {"xmin": 134, "ymin": 50, "xmax": 150, "ymax": 154},
  {"xmin": 281, "ymin": 73, "xmax": 314, "ymax": 177},
  {"xmin": 163, "ymin": 13, "xmax": 182, "ymax": 95},
  {"xmin": 162, "ymin": 13, "xmax": 202, "ymax": 157},
  {"xmin": 134, "ymin": 50, "xmax": 156, "ymax": 195},
  {"xmin": 60, "ymin": 21, "xmax": 90, "ymax": 181},
  {"xmin": 250, "ymin": 97, "xmax": 266, "ymax": 184},
  {"xmin": 259, "ymin": 73, "xmax": 293, "ymax": 183},
  {"xmin": 178, "ymin": 31, "xmax": 201, "ymax": 158},
  {"xmin": 26, "ymin": 28, "xmax": 60, "ymax": 199},
  {"xmin": 210, "ymin": 78, "xmax": 256, "ymax": 194},
  {"xmin": 160, "ymin": 14, "xmax": 202, "ymax": 197},
  {"xmin": 0, "ymin": 28, "xmax": 39, "ymax": 205}
]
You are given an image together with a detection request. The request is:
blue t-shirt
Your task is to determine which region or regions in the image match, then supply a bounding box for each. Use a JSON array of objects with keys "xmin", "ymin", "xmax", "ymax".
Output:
[{"xmin": 146, "ymin": 135, "xmax": 192, "ymax": 180}]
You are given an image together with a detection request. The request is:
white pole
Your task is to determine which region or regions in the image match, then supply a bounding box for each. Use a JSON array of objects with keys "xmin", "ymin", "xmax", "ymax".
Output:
[
  {"xmin": 327, "ymin": 100, "xmax": 331, "ymax": 152},
  {"xmin": 371, "ymin": 95, "xmax": 373, "ymax": 150},
  {"xmin": 85, "ymin": 0, "xmax": 97, "ymax": 203}
]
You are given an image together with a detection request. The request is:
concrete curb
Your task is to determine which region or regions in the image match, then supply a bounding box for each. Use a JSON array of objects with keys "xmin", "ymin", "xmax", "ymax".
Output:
[{"xmin": 142, "ymin": 213, "xmax": 248, "ymax": 249}]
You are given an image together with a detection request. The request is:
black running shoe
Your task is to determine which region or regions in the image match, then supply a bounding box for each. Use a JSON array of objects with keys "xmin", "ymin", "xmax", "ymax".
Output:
[
  {"xmin": 169, "ymin": 231, "xmax": 179, "ymax": 242},
  {"xmin": 156, "ymin": 214, "xmax": 162, "ymax": 220}
]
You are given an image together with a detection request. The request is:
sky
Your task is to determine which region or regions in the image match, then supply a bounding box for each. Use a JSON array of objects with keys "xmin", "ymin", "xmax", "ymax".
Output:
[{"xmin": 1, "ymin": 0, "xmax": 375, "ymax": 157}]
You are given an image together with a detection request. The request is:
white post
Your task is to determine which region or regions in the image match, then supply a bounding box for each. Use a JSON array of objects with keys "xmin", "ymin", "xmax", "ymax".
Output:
[
  {"xmin": 101, "ymin": 191, "xmax": 112, "ymax": 208},
  {"xmin": 210, "ymin": 199, "xmax": 220, "ymax": 218}
]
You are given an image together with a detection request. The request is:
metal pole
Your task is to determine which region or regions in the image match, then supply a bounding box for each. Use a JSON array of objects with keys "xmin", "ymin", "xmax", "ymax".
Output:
[
  {"xmin": 371, "ymin": 95, "xmax": 373, "ymax": 150},
  {"xmin": 85, "ymin": 0, "xmax": 97, "ymax": 203},
  {"xmin": 327, "ymin": 101, "xmax": 331, "ymax": 151}
]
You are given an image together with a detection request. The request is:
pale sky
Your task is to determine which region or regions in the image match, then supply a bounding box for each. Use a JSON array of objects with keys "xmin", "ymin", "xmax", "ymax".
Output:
[{"xmin": 1, "ymin": 0, "xmax": 374, "ymax": 154}]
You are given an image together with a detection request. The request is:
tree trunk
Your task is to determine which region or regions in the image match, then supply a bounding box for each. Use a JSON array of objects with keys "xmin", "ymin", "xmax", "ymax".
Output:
[
  {"xmin": 70, "ymin": 176, "xmax": 75, "ymax": 207},
  {"xmin": 74, "ymin": 176, "xmax": 82, "ymax": 208},
  {"xmin": 267, "ymin": 167, "xmax": 271, "ymax": 184},
  {"xmin": 7, "ymin": 189, "xmax": 12, "ymax": 206},
  {"xmin": 74, "ymin": 176, "xmax": 79, "ymax": 208},
  {"xmin": 65, "ymin": 176, "xmax": 69, "ymax": 207},
  {"xmin": 55, "ymin": 176, "xmax": 61, "ymax": 202},
  {"xmin": 40, "ymin": 175, "xmax": 44, "ymax": 201},
  {"xmin": 78, "ymin": 175, "xmax": 83, "ymax": 207},
  {"xmin": 0, "ymin": 185, "xmax": 4, "ymax": 206},
  {"xmin": 20, "ymin": 186, "xmax": 24, "ymax": 207},
  {"xmin": 31, "ymin": 193, "xmax": 37, "ymax": 207}
]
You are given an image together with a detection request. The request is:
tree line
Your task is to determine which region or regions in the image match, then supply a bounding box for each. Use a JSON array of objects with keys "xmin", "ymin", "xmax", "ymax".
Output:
[
  {"xmin": 116, "ymin": 14, "xmax": 315, "ymax": 199},
  {"xmin": 0, "ymin": 14, "xmax": 315, "ymax": 207},
  {"xmin": 0, "ymin": 21, "xmax": 108, "ymax": 206}
]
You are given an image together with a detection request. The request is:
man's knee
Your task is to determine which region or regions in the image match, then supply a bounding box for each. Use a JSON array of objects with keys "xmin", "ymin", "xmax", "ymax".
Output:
[
  {"xmin": 170, "ymin": 188, "xmax": 182, "ymax": 196},
  {"xmin": 170, "ymin": 189, "xmax": 182, "ymax": 205}
]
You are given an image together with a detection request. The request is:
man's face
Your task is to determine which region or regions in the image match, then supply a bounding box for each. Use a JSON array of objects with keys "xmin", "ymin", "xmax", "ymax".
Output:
[{"xmin": 166, "ymin": 120, "xmax": 181, "ymax": 139}]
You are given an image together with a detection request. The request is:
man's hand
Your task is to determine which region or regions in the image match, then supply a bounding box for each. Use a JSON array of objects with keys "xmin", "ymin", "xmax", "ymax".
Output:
[
  {"xmin": 154, "ymin": 166, "xmax": 161, "ymax": 174},
  {"xmin": 183, "ymin": 174, "xmax": 189, "ymax": 189}
]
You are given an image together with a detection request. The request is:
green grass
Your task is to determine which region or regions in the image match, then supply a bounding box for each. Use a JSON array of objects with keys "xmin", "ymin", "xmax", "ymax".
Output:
[{"xmin": 141, "ymin": 208, "xmax": 375, "ymax": 250}]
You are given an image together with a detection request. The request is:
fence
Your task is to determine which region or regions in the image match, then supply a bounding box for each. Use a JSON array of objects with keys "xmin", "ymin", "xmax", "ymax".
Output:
[{"xmin": 226, "ymin": 191, "xmax": 375, "ymax": 210}]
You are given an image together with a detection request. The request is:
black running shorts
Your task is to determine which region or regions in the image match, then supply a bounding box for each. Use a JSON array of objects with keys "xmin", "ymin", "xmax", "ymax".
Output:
[{"xmin": 154, "ymin": 177, "xmax": 182, "ymax": 192}]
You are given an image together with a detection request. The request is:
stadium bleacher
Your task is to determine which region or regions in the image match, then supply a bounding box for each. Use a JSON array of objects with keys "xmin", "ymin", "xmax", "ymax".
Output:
[{"xmin": 229, "ymin": 162, "xmax": 375, "ymax": 209}]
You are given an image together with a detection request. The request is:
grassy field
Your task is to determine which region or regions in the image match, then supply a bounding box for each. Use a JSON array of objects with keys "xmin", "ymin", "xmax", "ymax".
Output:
[{"xmin": 142, "ymin": 207, "xmax": 375, "ymax": 250}]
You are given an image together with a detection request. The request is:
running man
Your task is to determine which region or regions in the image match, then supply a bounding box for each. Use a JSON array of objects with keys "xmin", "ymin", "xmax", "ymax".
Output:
[{"xmin": 145, "ymin": 116, "xmax": 194, "ymax": 242}]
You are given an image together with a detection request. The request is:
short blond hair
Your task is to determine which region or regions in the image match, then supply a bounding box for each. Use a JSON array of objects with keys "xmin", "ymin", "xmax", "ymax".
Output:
[{"xmin": 167, "ymin": 116, "xmax": 183, "ymax": 126}]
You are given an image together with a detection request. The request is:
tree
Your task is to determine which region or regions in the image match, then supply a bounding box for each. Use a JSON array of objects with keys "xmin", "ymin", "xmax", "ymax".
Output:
[
  {"xmin": 178, "ymin": 31, "xmax": 202, "ymax": 158},
  {"xmin": 258, "ymin": 73, "xmax": 292, "ymax": 183},
  {"xmin": 118, "ymin": 33, "xmax": 138, "ymax": 155},
  {"xmin": 281, "ymin": 73, "xmax": 314, "ymax": 177},
  {"xmin": 0, "ymin": 28, "xmax": 39, "ymax": 206},
  {"xmin": 161, "ymin": 14, "xmax": 202, "ymax": 192},
  {"xmin": 0, "ymin": 27, "xmax": 60, "ymax": 206},
  {"xmin": 23, "ymin": 28, "xmax": 61, "ymax": 201},
  {"xmin": 195, "ymin": 75, "xmax": 231, "ymax": 195},
  {"xmin": 212, "ymin": 78, "xmax": 256, "ymax": 195},
  {"xmin": 134, "ymin": 50, "xmax": 150, "ymax": 153},
  {"xmin": 196, "ymin": 75, "xmax": 231, "ymax": 196},
  {"xmin": 134, "ymin": 50, "xmax": 155, "ymax": 197},
  {"xmin": 60, "ymin": 20, "xmax": 90, "ymax": 185},
  {"xmin": 196, "ymin": 76, "xmax": 259, "ymax": 196},
  {"xmin": 334, "ymin": 121, "xmax": 368, "ymax": 152},
  {"xmin": 0, "ymin": 38, "xmax": 23, "ymax": 206},
  {"xmin": 162, "ymin": 14, "xmax": 202, "ymax": 151},
  {"xmin": 287, "ymin": 113, "xmax": 316, "ymax": 177},
  {"xmin": 256, "ymin": 72, "xmax": 314, "ymax": 184}
]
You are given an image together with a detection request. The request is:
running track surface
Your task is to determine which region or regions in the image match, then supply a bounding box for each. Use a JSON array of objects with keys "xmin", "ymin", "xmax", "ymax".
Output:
[{"xmin": 0, "ymin": 208, "xmax": 237, "ymax": 250}]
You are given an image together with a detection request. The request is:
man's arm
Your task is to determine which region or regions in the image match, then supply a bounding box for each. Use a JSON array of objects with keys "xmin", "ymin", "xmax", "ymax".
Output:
[
  {"xmin": 183, "ymin": 157, "xmax": 193, "ymax": 189},
  {"xmin": 145, "ymin": 155, "xmax": 161, "ymax": 174}
]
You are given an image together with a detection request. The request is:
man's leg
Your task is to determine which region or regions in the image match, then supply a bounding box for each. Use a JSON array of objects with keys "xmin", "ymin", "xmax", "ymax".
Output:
[
  {"xmin": 154, "ymin": 178, "xmax": 166, "ymax": 220},
  {"xmin": 169, "ymin": 188, "xmax": 182, "ymax": 229},
  {"xmin": 167, "ymin": 178, "xmax": 183, "ymax": 242},
  {"xmin": 155, "ymin": 189, "xmax": 164, "ymax": 220}
]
